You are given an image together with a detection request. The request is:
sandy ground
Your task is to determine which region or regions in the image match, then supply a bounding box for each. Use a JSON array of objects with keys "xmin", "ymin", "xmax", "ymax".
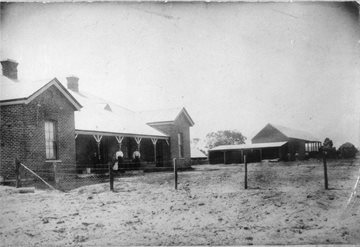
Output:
[{"xmin": 1, "ymin": 158, "xmax": 360, "ymax": 246}]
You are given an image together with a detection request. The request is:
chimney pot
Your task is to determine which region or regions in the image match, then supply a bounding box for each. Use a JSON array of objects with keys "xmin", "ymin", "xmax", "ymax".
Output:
[
  {"xmin": 1, "ymin": 59, "xmax": 18, "ymax": 80},
  {"xmin": 66, "ymin": 76, "xmax": 79, "ymax": 92}
]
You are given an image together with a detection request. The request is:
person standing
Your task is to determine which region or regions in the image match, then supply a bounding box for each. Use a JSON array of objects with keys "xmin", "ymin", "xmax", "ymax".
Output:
[
  {"xmin": 132, "ymin": 150, "xmax": 141, "ymax": 169},
  {"xmin": 116, "ymin": 148, "xmax": 124, "ymax": 170}
]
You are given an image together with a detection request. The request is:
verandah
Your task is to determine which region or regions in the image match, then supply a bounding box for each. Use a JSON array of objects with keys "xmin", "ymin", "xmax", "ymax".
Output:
[{"xmin": 75, "ymin": 131, "xmax": 170, "ymax": 173}]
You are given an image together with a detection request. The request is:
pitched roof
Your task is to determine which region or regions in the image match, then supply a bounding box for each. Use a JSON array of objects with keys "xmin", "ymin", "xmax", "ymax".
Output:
[
  {"xmin": 0, "ymin": 73, "xmax": 191, "ymax": 139},
  {"xmin": 269, "ymin": 123, "xmax": 319, "ymax": 142},
  {"xmin": 138, "ymin": 107, "xmax": 194, "ymax": 126},
  {"xmin": 65, "ymin": 87, "xmax": 168, "ymax": 138},
  {"xmin": 191, "ymin": 147, "xmax": 207, "ymax": 159},
  {"xmin": 0, "ymin": 75, "xmax": 81, "ymax": 110},
  {"xmin": 209, "ymin": 141, "xmax": 288, "ymax": 152}
]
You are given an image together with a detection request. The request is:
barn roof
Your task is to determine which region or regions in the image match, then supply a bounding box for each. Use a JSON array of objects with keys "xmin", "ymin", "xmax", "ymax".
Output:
[
  {"xmin": 0, "ymin": 75, "xmax": 81, "ymax": 110},
  {"xmin": 138, "ymin": 107, "xmax": 194, "ymax": 126},
  {"xmin": 269, "ymin": 123, "xmax": 319, "ymax": 142},
  {"xmin": 209, "ymin": 141, "xmax": 288, "ymax": 152}
]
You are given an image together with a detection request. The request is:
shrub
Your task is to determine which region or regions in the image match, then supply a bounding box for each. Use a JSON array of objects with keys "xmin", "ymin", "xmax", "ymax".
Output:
[{"xmin": 338, "ymin": 142, "xmax": 358, "ymax": 159}]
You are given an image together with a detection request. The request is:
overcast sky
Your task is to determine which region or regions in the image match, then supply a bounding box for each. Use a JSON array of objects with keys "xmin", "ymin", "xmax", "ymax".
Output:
[{"xmin": 1, "ymin": 2, "xmax": 359, "ymax": 147}]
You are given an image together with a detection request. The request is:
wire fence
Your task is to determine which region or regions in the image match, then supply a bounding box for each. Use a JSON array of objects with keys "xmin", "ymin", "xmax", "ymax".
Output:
[
  {"xmin": 11, "ymin": 156, "xmax": 360, "ymax": 194},
  {"xmin": 14, "ymin": 158, "xmax": 192, "ymax": 191}
]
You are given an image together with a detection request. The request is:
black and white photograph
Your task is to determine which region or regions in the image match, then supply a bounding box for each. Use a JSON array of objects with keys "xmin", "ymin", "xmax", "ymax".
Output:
[{"xmin": 0, "ymin": 1, "xmax": 360, "ymax": 245}]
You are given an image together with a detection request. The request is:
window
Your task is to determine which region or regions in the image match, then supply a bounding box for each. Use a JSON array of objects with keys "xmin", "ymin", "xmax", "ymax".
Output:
[
  {"xmin": 178, "ymin": 133, "xmax": 184, "ymax": 158},
  {"xmin": 45, "ymin": 121, "xmax": 57, "ymax": 159}
]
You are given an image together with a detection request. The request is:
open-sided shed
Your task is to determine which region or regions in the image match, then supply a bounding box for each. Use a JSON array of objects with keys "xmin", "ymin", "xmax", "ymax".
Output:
[{"xmin": 208, "ymin": 142, "xmax": 288, "ymax": 164}]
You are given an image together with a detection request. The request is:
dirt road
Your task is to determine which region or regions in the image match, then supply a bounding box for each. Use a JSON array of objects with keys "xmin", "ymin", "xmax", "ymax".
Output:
[{"xmin": 1, "ymin": 159, "xmax": 359, "ymax": 246}]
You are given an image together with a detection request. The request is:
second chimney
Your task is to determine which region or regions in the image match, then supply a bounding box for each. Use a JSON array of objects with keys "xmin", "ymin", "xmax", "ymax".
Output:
[
  {"xmin": 66, "ymin": 76, "xmax": 79, "ymax": 92},
  {"xmin": 1, "ymin": 59, "xmax": 18, "ymax": 80}
]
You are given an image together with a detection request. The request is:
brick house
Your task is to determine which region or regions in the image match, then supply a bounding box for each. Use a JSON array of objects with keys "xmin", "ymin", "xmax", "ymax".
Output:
[
  {"xmin": 0, "ymin": 59, "xmax": 194, "ymax": 180},
  {"xmin": 0, "ymin": 60, "xmax": 82, "ymax": 180}
]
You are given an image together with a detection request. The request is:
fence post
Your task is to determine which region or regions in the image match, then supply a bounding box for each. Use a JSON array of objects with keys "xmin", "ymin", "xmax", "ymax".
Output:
[
  {"xmin": 173, "ymin": 158, "xmax": 177, "ymax": 190},
  {"xmin": 15, "ymin": 158, "xmax": 21, "ymax": 188},
  {"xmin": 109, "ymin": 162, "xmax": 114, "ymax": 191},
  {"xmin": 323, "ymin": 151, "xmax": 328, "ymax": 190},
  {"xmin": 53, "ymin": 162, "xmax": 58, "ymax": 187},
  {"xmin": 244, "ymin": 154, "xmax": 248, "ymax": 189}
]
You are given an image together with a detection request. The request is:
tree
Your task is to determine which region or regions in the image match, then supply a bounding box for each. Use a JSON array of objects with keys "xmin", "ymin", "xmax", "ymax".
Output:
[
  {"xmin": 205, "ymin": 130, "xmax": 246, "ymax": 149},
  {"xmin": 321, "ymin": 137, "xmax": 337, "ymax": 158},
  {"xmin": 323, "ymin": 138, "xmax": 333, "ymax": 149},
  {"xmin": 338, "ymin": 142, "xmax": 358, "ymax": 159}
]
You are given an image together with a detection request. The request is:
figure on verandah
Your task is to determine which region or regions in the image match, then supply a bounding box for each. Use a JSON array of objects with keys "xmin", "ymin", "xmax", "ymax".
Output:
[
  {"xmin": 116, "ymin": 148, "xmax": 124, "ymax": 171},
  {"xmin": 132, "ymin": 150, "xmax": 141, "ymax": 169}
]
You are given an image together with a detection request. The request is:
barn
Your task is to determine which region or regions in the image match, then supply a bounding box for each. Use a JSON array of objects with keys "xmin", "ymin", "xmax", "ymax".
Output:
[
  {"xmin": 209, "ymin": 123, "xmax": 321, "ymax": 164},
  {"xmin": 0, "ymin": 59, "xmax": 194, "ymax": 181}
]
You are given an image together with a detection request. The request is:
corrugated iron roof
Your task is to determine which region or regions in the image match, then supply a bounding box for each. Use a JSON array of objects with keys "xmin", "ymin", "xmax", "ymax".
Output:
[
  {"xmin": 138, "ymin": 107, "xmax": 194, "ymax": 126},
  {"xmin": 0, "ymin": 75, "xmax": 53, "ymax": 101},
  {"xmin": 191, "ymin": 147, "xmax": 207, "ymax": 159},
  {"xmin": 0, "ymin": 75, "xmax": 81, "ymax": 110},
  {"xmin": 67, "ymin": 88, "xmax": 168, "ymax": 138},
  {"xmin": 1, "ymin": 75, "xmax": 190, "ymax": 138},
  {"xmin": 209, "ymin": 141, "xmax": 288, "ymax": 152},
  {"xmin": 270, "ymin": 123, "xmax": 319, "ymax": 142}
]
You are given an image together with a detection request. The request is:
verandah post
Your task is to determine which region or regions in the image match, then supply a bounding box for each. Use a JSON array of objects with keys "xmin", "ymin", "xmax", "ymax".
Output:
[
  {"xmin": 109, "ymin": 162, "xmax": 114, "ymax": 191},
  {"xmin": 173, "ymin": 158, "xmax": 177, "ymax": 190},
  {"xmin": 323, "ymin": 151, "xmax": 328, "ymax": 190},
  {"xmin": 15, "ymin": 158, "xmax": 21, "ymax": 188},
  {"xmin": 244, "ymin": 154, "xmax": 248, "ymax": 189}
]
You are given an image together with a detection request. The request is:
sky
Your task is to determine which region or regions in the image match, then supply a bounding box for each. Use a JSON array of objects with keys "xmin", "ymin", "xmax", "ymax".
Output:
[{"xmin": 1, "ymin": 2, "xmax": 360, "ymax": 148}]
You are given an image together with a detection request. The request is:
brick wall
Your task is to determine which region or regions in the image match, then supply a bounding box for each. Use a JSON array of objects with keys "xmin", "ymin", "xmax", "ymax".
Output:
[
  {"xmin": 149, "ymin": 113, "xmax": 192, "ymax": 167},
  {"xmin": 0, "ymin": 85, "xmax": 76, "ymax": 180},
  {"xmin": 0, "ymin": 104, "xmax": 26, "ymax": 179}
]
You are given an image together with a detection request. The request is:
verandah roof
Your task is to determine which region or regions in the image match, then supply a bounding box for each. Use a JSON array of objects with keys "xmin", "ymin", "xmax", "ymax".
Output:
[{"xmin": 74, "ymin": 105, "xmax": 169, "ymax": 139}]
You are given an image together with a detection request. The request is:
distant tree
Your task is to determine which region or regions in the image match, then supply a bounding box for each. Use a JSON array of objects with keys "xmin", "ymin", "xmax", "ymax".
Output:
[
  {"xmin": 321, "ymin": 137, "xmax": 337, "ymax": 158},
  {"xmin": 338, "ymin": 142, "xmax": 358, "ymax": 159},
  {"xmin": 205, "ymin": 130, "xmax": 246, "ymax": 149},
  {"xmin": 323, "ymin": 138, "xmax": 333, "ymax": 149}
]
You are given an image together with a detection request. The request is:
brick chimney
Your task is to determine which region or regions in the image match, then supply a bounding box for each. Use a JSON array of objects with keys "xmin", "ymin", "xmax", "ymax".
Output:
[
  {"xmin": 1, "ymin": 59, "xmax": 18, "ymax": 80},
  {"xmin": 66, "ymin": 76, "xmax": 79, "ymax": 92}
]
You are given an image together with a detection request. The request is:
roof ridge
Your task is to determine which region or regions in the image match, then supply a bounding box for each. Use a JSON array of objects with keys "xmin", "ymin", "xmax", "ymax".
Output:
[{"xmin": 269, "ymin": 123, "xmax": 318, "ymax": 141}]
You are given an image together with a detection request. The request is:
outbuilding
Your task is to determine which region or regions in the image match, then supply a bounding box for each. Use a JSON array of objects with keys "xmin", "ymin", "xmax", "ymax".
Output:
[{"xmin": 208, "ymin": 123, "xmax": 321, "ymax": 164}]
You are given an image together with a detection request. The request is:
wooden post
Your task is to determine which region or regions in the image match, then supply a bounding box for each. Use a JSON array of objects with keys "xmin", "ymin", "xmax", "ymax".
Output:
[
  {"xmin": 154, "ymin": 144, "xmax": 157, "ymax": 163},
  {"xmin": 15, "ymin": 158, "xmax": 21, "ymax": 188},
  {"xmin": 323, "ymin": 151, "xmax": 328, "ymax": 190},
  {"xmin": 93, "ymin": 135, "xmax": 103, "ymax": 161},
  {"xmin": 244, "ymin": 154, "xmax": 248, "ymax": 189},
  {"xmin": 151, "ymin": 138, "xmax": 158, "ymax": 164},
  {"xmin": 53, "ymin": 162, "xmax": 57, "ymax": 186},
  {"xmin": 96, "ymin": 142, "xmax": 101, "ymax": 161},
  {"xmin": 173, "ymin": 158, "xmax": 178, "ymax": 190},
  {"xmin": 223, "ymin": 151, "xmax": 227, "ymax": 164},
  {"xmin": 109, "ymin": 162, "xmax": 114, "ymax": 191}
]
